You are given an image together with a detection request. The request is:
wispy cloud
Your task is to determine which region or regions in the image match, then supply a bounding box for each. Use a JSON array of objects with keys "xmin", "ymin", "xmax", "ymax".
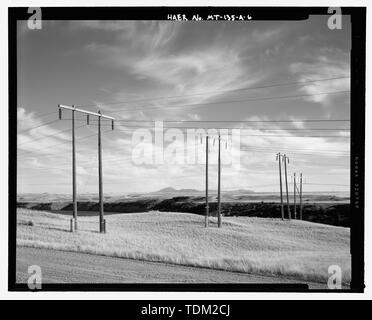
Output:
[
  {"xmin": 82, "ymin": 21, "xmax": 272, "ymax": 120},
  {"xmin": 290, "ymin": 49, "xmax": 350, "ymax": 106}
]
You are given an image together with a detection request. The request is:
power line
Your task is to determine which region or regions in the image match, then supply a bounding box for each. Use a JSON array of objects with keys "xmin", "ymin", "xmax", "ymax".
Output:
[
  {"xmin": 17, "ymin": 123, "xmax": 350, "ymax": 161},
  {"xmin": 109, "ymin": 119, "xmax": 351, "ymax": 123},
  {"xmin": 59, "ymin": 125, "xmax": 353, "ymax": 139},
  {"xmin": 18, "ymin": 122, "xmax": 350, "ymax": 146},
  {"xmin": 239, "ymin": 134, "xmax": 350, "ymax": 138},
  {"xmin": 87, "ymin": 123, "xmax": 350, "ymax": 131},
  {"xmin": 240, "ymin": 144, "xmax": 349, "ymax": 153},
  {"xmin": 21, "ymin": 143, "xmax": 349, "ymax": 170},
  {"xmin": 17, "ymin": 124, "xmax": 86, "ymax": 147},
  {"xmin": 112, "ymin": 127, "xmax": 350, "ymax": 138},
  {"xmin": 18, "ymin": 119, "xmax": 59, "ymax": 134},
  {"xmin": 74, "ymin": 118, "xmax": 351, "ymax": 124},
  {"xmin": 79, "ymin": 75, "xmax": 350, "ymax": 108},
  {"xmin": 242, "ymin": 145, "xmax": 349, "ymax": 154},
  {"xmin": 108, "ymin": 90, "xmax": 350, "ymax": 114},
  {"xmin": 241, "ymin": 149, "xmax": 349, "ymax": 157},
  {"xmin": 17, "ymin": 145, "xmax": 350, "ymax": 163},
  {"xmin": 240, "ymin": 147, "xmax": 349, "ymax": 156},
  {"xmin": 304, "ymin": 183, "xmax": 349, "ymax": 187},
  {"xmin": 18, "ymin": 130, "xmax": 111, "ymax": 156}
]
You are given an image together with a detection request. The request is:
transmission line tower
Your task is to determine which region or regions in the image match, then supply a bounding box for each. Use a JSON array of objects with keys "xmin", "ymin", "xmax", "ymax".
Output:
[
  {"xmin": 205, "ymin": 135, "xmax": 209, "ymax": 228},
  {"xmin": 58, "ymin": 104, "xmax": 114, "ymax": 233},
  {"xmin": 276, "ymin": 153, "xmax": 284, "ymax": 220},
  {"xmin": 283, "ymin": 154, "xmax": 291, "ymax": 220}
]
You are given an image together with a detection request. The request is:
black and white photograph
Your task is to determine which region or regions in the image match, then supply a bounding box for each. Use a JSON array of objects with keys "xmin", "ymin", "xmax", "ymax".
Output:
[{"xmin": 7, "ymin": 5, "xmax": 366, "ymax": 297}]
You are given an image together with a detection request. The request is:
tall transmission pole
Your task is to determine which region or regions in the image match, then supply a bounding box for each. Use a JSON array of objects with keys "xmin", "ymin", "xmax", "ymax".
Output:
[
  {"xmin": 58, "ymin": 104, "xmax": 114, "ymax": 233},
  {"xmin": 300, "ymin": 173, "xmax": 303, "ymax": 220},
  {"xmin": 72, "ymin": 106, "xmax": 77, "ymax": 231},
  {"xmin": 293, "ymin": 172, "xmax": 297, "ymax": 219},
  {"xmin": 98, "ymin": 111, "xmax": 105, "ymax": 233},
  {"xmin": 205, "ymin": 135, "xmax": 209, "ymax": 228},
  {"xmin": 276, "ymin": 153, "xmax": 284, "ymax": 220},
  {"xmin": 59, "ymin": 105, "xmax": 77, "ymax": 231},
  {"xmin": 217, "ymin": 135, "xmax": 222, "ymax": 228},
  {"xmin": 283, "ymin": 154, "xmax": 291, "ymax": 220}
]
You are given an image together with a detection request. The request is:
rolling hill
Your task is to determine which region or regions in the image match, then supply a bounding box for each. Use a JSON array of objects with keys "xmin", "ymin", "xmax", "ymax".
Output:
[{"xmin": 17, "ymin": 208, "xmax": 351, "ymax": 285}]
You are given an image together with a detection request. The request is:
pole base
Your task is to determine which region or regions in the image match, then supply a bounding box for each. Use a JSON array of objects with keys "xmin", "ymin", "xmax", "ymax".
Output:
[
  {"xmin": 100, "ymin": 219, "xmax": 106, "ymax": 233},
  {"xmin": 205, "ymin": 212, "xmax": 209, "ymax": 227},
  {"xmin": 70, "ymin": 218, "xmax": 77, "ymax": 232}
]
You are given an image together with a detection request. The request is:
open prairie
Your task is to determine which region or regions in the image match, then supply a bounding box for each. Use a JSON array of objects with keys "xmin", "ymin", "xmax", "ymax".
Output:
[{"xmin": 17, "ymin": 208, "xmax": 351, "ymax": 285}]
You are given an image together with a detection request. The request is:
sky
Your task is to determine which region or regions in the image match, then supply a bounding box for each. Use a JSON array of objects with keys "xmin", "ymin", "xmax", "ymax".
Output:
[{"xmin": 17, "ymin": 16, "xmax": 351, "ymax": 195}]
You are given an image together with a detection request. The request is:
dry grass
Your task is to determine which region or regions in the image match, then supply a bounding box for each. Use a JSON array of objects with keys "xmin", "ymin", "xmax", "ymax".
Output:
[{"xmin": 17, "ymin": 208, "xmax": 351, "ymax": 284}]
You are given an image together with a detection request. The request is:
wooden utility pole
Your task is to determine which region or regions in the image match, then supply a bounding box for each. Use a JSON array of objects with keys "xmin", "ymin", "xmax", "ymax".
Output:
[
  {"xmin": 293, "ymin": 172, "xmax": 297, "ymax": 219},
  {"xmin": 98, "ymin": 112, "xmax": 105, "ymax": 233},
  {"xmin": 283, "ymin": 154, "xmax": 291, "ymax": 220},
  {"xmin": 217, "ymin": 135, "xmax": 222, "ymax": 228},
  {"xmin": 276, "ymin": 153, "xmax": 284, "ymax": 220},
  {"xmin": 71, "ymin": 107, "xmax": 77, "ymax": 231},
  {"xmin": 205, "ymin": 135, "xmax": 209, "ymax": 228},
  {"xmin": 58, "ymin": 104, "xmax": 114, "ymax": 233},
  {"xmin": 300, "ymin": 173, "xmax": 303, "ymax": 220}
]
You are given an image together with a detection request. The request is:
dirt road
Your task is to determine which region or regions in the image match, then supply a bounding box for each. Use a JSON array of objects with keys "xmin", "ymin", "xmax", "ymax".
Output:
[{"xmin": 16, "ymin": 246, "xmax": 326, "ymax": 288}]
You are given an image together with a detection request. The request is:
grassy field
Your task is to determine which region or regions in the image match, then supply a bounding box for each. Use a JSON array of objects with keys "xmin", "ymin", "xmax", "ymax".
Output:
[{"xmin": 17, "ymin": 208, "xmax": 351, "ymax": 284}]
